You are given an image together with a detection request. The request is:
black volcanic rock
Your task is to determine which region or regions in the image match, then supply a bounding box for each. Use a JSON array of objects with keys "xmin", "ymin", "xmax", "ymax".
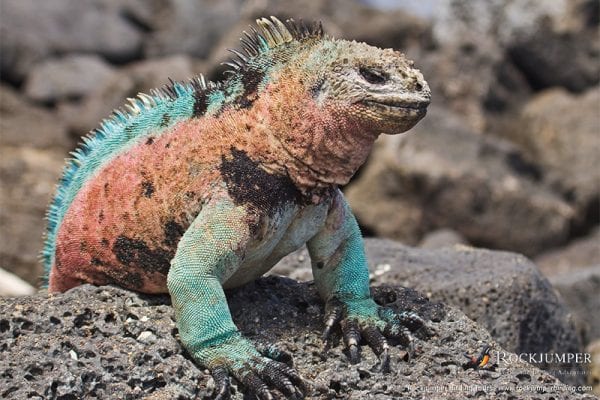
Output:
[{"xmin": 0, "ymin": 277, "xmax": 594, "ymax": 399}]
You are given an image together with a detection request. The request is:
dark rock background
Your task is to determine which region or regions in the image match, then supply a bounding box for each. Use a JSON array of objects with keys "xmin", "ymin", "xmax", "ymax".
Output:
[{"xmin": 0, "ymin": 0, "xmax": 599, "ymax": 397}]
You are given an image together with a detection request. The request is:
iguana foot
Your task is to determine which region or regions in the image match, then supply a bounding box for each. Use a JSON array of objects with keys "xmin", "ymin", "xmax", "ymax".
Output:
[
  {"xmin": 322, "ymin": 297, "xmax": 427, "ymax": 373},
  {"xmin": 204, "ymin": 336, "xmax": 307, "ymax": 400},
  {"xmin": 256, "ymin": 342, "xmax": 295, "ymax": 366}
]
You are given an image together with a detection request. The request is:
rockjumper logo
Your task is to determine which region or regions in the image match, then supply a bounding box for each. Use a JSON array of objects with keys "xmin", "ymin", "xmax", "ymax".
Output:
[
  {"xmin": 463, "ymin": 344, "xmax": 496, "ymax": 371},
  {"xmin": 494, "ymin": 351, "xmax": 591, "ymax": 364}
]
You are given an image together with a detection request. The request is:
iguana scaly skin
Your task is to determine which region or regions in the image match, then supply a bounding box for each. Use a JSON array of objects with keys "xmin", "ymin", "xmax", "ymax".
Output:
[{"xmin": 44, "ymin": 17, "xmax": 431, "ymax": 399}]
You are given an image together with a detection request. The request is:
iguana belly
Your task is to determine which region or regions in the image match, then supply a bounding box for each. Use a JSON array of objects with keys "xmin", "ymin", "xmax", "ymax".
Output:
[{"xmin": 223, "ymin": 201, "xmax": 329, "ymax": 288}]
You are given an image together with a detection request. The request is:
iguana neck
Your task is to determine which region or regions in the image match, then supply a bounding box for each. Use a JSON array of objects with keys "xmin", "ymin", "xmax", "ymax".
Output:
[
  {"xmin": 225, "ymin": 76, "xmax": 380, "ymax": 195},
  {"xmin": 245, "ymin": 107, "xmax": 379, "ymax": 195}
]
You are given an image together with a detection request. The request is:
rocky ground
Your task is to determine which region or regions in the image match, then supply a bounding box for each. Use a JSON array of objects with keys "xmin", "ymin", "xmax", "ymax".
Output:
[
  {"xmin": 1, "ymin": 0, "xmax": 599, "ymax": 397},
  {"xmin": 1, "ymin": 239, "xmax": 598, "ymax": 399},
  {"xmin": 272, "ymin": 239, "xmax": 598, "ymax": 388},
  {"xmin": 1, "ymin": 277, "xmax": 597, "ymax": 400}
]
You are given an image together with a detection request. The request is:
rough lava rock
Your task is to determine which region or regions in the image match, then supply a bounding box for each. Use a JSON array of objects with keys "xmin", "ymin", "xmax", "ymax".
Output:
[
  {"xmin": 548, "ymin": 266, "xmax": 600, "ymax": 346},
  {"xmin": 345, "ymin": 105, "xmax": 575, "ymax": 256},
  {"xmin": 0, "ymin": 0, "xmax": 144, "ymax": 84},
  {"xmin": 271, "ymin": 238, "xmax": 586, "ymax": 385},
  {"xmin": 142, "ymin": 0, "xmax": 245, "ymax": 59},
  {"xmin": 421, "ymin": 0, "xmax": 599, "ymax": 128},
  {"xmin": 506, "ymin": 1, "xmax": 600, "ymax": 92},
  {"xmin": 58, "ymin": 55, "xmax": 196, "ymax": 137},
  {"xmin": 0, "ymin": 85, "xmax": 70, "ymax": 149},
  {"xmin": 501, "ymin": 87, "xmax": 600, "ymax": 229},
  {"xmin": 0, "ymin": 146, "xmax": 65, "ymax": 285},
  {"xmin": 0, "ymin": 85, "xmax": 69, "ymax": 284},
  {"xmin": 418, "ymin": 228, "xmax": 468, "ymax": 249},
  {"xmin": 536, "ymin": 228, "xmax": 600, "ymax": 277},
  {"xmin": 1, "ymin": 279, "xmax": 595, "ymax": 399},
  {"xmin": 24, "ymin": 54, "xmax": 117, "ymax": 103}
]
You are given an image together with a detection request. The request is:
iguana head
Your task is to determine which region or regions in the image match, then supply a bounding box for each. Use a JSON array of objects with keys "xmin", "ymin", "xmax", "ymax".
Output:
[
  {"xmin": 309, "ymin": 40, "xmax": 431, "ymax": 135},
  {"xmin": 226, "ymin": 17, "xmax": 430, "ymax": 189}
]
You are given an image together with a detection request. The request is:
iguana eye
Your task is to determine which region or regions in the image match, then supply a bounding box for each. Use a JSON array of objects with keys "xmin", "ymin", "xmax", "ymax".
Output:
[{"xmin": 359, "ymin": 67, "xmax": 388, "ymax": 84}]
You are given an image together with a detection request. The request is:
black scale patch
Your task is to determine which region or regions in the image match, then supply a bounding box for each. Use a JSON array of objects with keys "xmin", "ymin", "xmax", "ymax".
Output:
[
  {"xmin": 160, "ymin": 113, "xmax": 171, "ymax": 127},
  {"xmin": 235, "ymin": 68, "xmax": 264, "ymax": 109},
  {"xmin": 89, "ymin": 268, "xmax": 144, "ymax": 291},
  {"xmin": 163, "ymin": 220, "xmax": 185, "ymax": 247},
  {"xmin": 219, "ymin": 148, "xmax": 306, "ymax": 217},
  {"xmin": 193, "ymin": 68, "xmax": 265, "ymax": 118},
  {"xmin": 141, "ymin": 181, "xmax": 155, "ymax": 198},
  {"xmin": 112, "ymin": 236, "xmax": 173, "ymax": 275},
  {"xmin": 192, "ymin": 90, "xmax": 208, "ymax": 118}
]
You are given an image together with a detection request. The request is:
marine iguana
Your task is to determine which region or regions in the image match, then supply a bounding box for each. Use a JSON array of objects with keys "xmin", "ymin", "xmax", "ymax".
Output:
[{"xmin": 44, "ymin": 17, "xmax": 431, "ymax": 399}]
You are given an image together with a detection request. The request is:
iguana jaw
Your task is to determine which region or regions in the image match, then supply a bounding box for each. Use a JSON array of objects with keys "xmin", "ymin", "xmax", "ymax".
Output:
[
  {"xmin": 358, "ymin": 86, "xmax": 431, "ymax": 134},
  {"xmin": 361, "ymin": 98, "xmax": 429, "ymax": 120}
]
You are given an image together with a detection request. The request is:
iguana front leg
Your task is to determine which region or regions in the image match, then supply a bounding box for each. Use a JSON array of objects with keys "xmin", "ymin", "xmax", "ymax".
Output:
[
  {"xmin": 308, "ymin": 190, "xmax": 426, "ymax": 372},
  {"xmin": 167, "ymin": 197, "xmax": 305, "ymax": 400}
]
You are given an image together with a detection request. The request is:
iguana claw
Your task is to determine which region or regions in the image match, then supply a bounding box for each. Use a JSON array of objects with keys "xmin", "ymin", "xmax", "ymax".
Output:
[
  {"xmin": 212, "ymin": 366, "xmax": 231, "ymax": 400},
  {"xmin": 210, "ymin": 356, "xmax": 307, "ymax": 400},
  {"xmin": 212, "ymin": 361, "xmax": 307, "ymax": 400},
  {"xmin": 340, "ymin": 318, "xmax": 362, "ymax": 364},
  {"xmin": 322, "ymin": 299, "xmax": 343, "ymax": 350},
  {"xmin": 196, "ymin": 333, "xmax": 309, "ymax": 400},
  {"xmin": 322, "ymin": 297, "xmax": 427, "ymax": 373}
]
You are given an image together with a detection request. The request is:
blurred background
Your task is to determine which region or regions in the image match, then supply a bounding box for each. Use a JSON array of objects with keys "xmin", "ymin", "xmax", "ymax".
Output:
[
  {"xmin": 0, "ymin": 0, "xmax": 598, "ymax": 391},
  {"xmin": 0, "ymin": 0, "xmax": 598, "ymax": 304}
]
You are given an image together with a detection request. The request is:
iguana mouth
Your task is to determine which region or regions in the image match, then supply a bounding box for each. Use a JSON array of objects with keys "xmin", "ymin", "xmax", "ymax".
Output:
[
  {"xmin": 362, "ymin": 99, "xmax": 429, "ymax": 119},
  {"xmin": 362, "ymin": 99, "xmax": 429, "ymax": 112}
]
